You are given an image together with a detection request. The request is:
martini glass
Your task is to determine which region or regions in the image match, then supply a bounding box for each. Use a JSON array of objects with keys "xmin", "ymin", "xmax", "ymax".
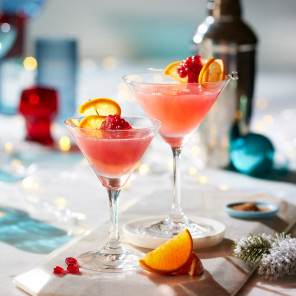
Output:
[
  {"xmin": 123, "ymin": 71, "xmax": 237, "ymax": 239},
  {"xmin": 65, "ymin": 116, "xmax": 160, "ymax": 271}
]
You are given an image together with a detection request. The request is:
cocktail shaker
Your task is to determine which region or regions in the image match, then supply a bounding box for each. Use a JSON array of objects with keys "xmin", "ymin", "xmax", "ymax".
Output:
[{"xmin": 192, "ymin": 0, "xmax": 258, "ymax": 167}]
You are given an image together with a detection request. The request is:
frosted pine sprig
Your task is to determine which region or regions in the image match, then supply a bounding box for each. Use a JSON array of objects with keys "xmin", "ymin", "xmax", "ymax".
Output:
[
  {"xmin": 233, "ymin": 232, "xmax": 296, "ymax": 280},
  {"xmin": 258, "ymin": 234, "xmax": 296, "ymax": 280},
  {"xmin": 233, "ymin": 233, "xmax": 274, "ymax": 262}
]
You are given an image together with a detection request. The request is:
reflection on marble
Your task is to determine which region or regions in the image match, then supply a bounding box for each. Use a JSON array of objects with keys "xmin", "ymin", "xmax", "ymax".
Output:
[{"xmin": 0, "ymin": 206, "xmax": 71, "ymax": 253}]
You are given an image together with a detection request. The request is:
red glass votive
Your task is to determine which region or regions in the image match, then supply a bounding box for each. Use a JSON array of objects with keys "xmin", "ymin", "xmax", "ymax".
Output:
[{"xmin": 19, "ymin": 87, "xmax": 58, "ymax": 146}]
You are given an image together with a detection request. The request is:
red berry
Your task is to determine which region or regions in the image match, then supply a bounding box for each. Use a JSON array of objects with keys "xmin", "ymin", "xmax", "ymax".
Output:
[
  {"xmin": 65, "ymin": 257, "xmax": 78, "ymax": 266},
  {"xmin": 100, "ymin": 115, "xmax": 132, "ymax": 130},
  {"xmin": 53, "ymin": 266, "xmax": 67, "ymax": 275},
  {"xmin": 177, "ymin": 55, "xmax": 203, "ymax": 83},
  {"xmin": 67, "ymin": 263, "xmax": 80, "ymax": 274}
]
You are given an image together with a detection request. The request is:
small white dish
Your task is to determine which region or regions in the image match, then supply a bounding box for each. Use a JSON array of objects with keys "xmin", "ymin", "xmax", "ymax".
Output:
[{"xmin": 123, "ymin": 216, "xmax": 226, "ymax": 249}]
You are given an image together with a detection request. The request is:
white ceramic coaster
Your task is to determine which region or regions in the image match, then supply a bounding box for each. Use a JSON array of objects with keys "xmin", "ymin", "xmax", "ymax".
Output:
[{"xmin": 123, "ymin": 216, "xmax": 226, "ymax": 249}]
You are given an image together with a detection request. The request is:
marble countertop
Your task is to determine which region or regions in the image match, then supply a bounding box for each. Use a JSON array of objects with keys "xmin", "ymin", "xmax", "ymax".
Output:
[
  {"xmin": 1, "ymin": 140, "xmax": 296, "ymax": 295},
  {"xmin": 1, "ymin": 69, "xmax": 296, "ymax": 295}
]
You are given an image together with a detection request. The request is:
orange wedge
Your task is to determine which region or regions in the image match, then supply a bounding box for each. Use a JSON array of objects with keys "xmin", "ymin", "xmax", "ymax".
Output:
[
  {"xmin": 198, "ymin": 58, "xmax": 225, "ymax": 83},
  {"xmin": 163, "ymin": 61, "xmax": 188, "ymax": 83},
  {"xmin": 139, "ymin": 229, "xmax": 193, "ymax": 274},
  {"xmin": 78, "ymin": 98, "xmax": 121, "ymax": 116},
  {"xmin": 78, "ymin": 115, "xmax": 106, "ymax": 129},
  {"xmin": 174, "ymin": 252, "xmax": 204, "ymax": 276}
]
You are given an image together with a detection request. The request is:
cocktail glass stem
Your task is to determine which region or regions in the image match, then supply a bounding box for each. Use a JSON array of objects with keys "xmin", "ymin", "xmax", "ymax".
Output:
[
  {"xmin": 78, "ymin": 186, "xmax": 129, "ymax": 270},
  {"xmin": 101, "ymin": 187, "xmax": 125, "ymax": 255},
  {"xmin": 168, "ymin": 147, "xmax": 189, "ymax": 224}
]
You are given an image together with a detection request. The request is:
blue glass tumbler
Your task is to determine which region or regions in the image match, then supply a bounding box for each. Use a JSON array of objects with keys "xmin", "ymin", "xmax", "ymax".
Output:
[{"xmin": 35, "ymin": 38, "xmax": 77, "ymax": 121}]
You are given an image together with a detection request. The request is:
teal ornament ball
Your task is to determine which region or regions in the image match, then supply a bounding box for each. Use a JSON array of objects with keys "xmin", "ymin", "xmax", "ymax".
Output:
[{"xmin": 230, "ymin": 133, "xmax": 274, "ymax": 176}]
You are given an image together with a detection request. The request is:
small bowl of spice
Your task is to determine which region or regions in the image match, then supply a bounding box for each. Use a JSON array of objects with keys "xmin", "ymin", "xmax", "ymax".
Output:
[{"xmin": 224, "ymin": 202, "xmax": 279, "ymax": 219}]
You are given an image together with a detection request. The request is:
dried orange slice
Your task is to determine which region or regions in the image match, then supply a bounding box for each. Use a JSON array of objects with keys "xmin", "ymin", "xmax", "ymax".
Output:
[
  {"xmin": 139, "ymin": 229, "xmax": 193, "ymax": 274},
  {"xmin": 78, "ymin": 98, "xmax": 121, "ymax": 116},
  {"xmin": 163, "ymin": 61, "xmax": 188, "ymax": 83},
  {"xmin": 78, "ymin": 115, "xmax": 106, "ymax": 129},
  {"xmin": 198, "ymin": 57, "xmax": 214, "ymax": 82},
  {"xmin": 198, "ymin": 58, "xmax": 225, "ymax": 83}
]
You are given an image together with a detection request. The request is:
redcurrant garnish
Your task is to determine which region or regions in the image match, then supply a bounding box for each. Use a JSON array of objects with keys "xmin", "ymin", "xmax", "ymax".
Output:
[
  {"xmin": 53, "ymin": 266, "xmax": 67, "ymax": 275},
  {"xmin": 177, "ymin": 55, "xmax": 203, "ymax": 83},
  {"xmin": 53, "ymin": 257, "xmax": 80, "ymax": 276},
  {"xmin": 101, "ymin": 114, "xmax": 132, "ymax": 130},
  {"xmin": 65, "ymin": 257, "xmax": 78, "ymax": 266},
  {"xmin": 67, "ymin": 263, "xmax": 80, "ymax": 274}
]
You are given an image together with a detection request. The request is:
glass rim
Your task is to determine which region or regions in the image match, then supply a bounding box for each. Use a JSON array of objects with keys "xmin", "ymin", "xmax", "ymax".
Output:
[
  {"xmin": 122, "ymin": 70, "xmax": 232, "ymax": 86},
  {"xmin": 64, "ymin": 115, "xmax": 161, "ymax": 132}
]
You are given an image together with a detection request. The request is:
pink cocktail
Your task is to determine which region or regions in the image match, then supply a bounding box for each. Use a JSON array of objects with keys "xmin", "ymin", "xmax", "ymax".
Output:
[
  {"xmin": 134, "ymin": 83, "xmax": 220, "ymax": 147},
  {"xmin": 65, "ymin": 116, "xmax": 160, "ymax": 271},
  {"xmin": 124, "ymin": 71, "xmax": 234, "ymax": 238},
  {"xmin": 73, "ymin": 129, "xmax": 155, "ymax": 188}
]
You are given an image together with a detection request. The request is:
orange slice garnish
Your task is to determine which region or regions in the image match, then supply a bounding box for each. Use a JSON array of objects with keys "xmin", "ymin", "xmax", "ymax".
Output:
[
  {"xmin": 198, "ymin": 58, "xmax": 225, "ymax": 83},
  {"xmin": 78, "ymin": 98, "xmax": 121, "ymax": 116},
  {"xmin": 163, "ymin": 61, "xmax": 188, "ymax": 83},
  {"xmin": 139, "ymin": 229, "xmax": 193, "ymax": 274},
  {"xmin": 78, "ymin": 115, "xmax": 106, "ymax": 129}
]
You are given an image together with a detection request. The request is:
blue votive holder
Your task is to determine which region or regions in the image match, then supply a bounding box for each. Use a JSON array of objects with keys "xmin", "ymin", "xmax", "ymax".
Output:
[{"xmin": 35, "ymin": 38, "xmax": 78, "ymax": 121}]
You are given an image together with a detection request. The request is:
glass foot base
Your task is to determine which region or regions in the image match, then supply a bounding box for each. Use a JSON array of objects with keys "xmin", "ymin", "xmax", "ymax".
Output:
[
  {"xmin": 140, "ymin": 218, "xmax": 215, "ymax": 239},
  {"xmin": 78, "ymin": 250, "xmax": 140, "ymax": 272}
]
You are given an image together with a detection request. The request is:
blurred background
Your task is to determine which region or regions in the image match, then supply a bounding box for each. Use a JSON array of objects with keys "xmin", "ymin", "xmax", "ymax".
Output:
[
  {"xmin": 24, "ymin": 0, "xmax": 296, "ymax": 71},
  {"xmin": 0, "ymin": 0, "xmax": 296, "ymax": 178},
  {"xmin": 25, "ymin": 0, "xmax": 296, "ymax": 70}
]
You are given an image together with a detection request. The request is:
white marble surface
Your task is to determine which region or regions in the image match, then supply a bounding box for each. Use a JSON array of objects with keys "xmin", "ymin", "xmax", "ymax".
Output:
[
  {"xmin": 1, "ymin": 154, "xmax": 296, "ymax": 295},
  {"xmin": 1, "ymin": 69, "xmax": 296, "ymax": 295}
]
